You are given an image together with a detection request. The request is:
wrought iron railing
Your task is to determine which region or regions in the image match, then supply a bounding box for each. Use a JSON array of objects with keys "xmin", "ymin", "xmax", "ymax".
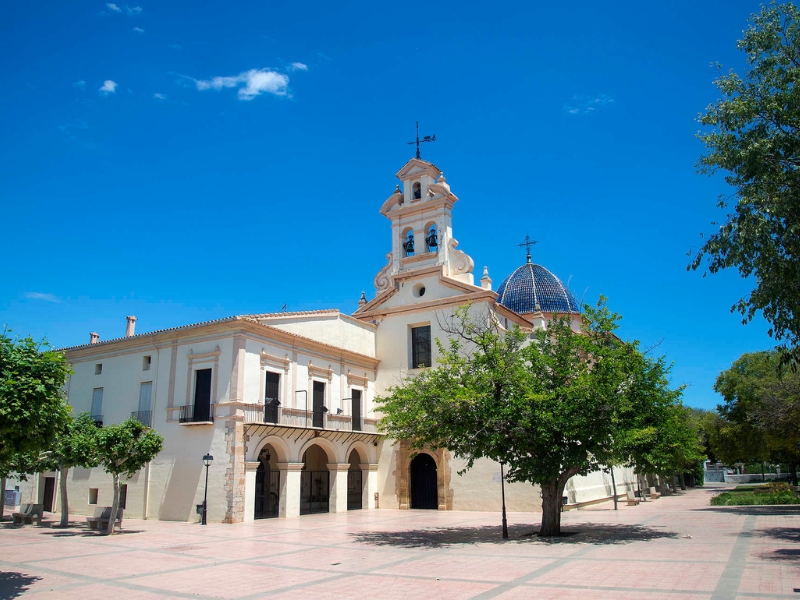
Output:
[
  {"xmin": 241, "ymin": 404, "xmax": 377, "ymax": 432},
  {"xmin": 178, "ymin": 404, "xmax": 214, "ymax": 423},
  {"xmin": 130, "ymin": 410, "xmax": 152, "ymax": 427}
]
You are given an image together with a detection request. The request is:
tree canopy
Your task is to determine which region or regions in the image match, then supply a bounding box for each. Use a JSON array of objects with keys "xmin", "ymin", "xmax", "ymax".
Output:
[
  {"xmin": 0, "ymin": 330, "xmax": 72, "ymax": 466},
  {"xmin": 96, "ymin": 418, "xmax": 163, "ymax": 534},
  {"xmin": 710, "ymin": 349, "xmax": 800, "ymax": 482},
  {"xmin": 377, "ymin": 300, "xmax": 691, "ymax": 536},
  {"xmin": 691, "ymin": 3, "xmax": 800, "ymax": 353}
]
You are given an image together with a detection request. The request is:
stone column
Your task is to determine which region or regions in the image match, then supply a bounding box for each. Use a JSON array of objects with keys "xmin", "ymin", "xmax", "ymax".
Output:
[
  {"xmin": 243, "ymin": 461, "xmax": 259, "ymax": 523},
  {"xmin": 278, "ymin": 462, "xmax": 304, "ymax": 518},
  {"xmin": 361, "ymin": 463, "xmax": 379, "ymax": 509},
  {"xmin": 328, "ymin": 463, "xmax": 351, "ymax": 513},
  {"xmin": 223, "ymin": 420, "xmax": 246, "ymax": 523}
]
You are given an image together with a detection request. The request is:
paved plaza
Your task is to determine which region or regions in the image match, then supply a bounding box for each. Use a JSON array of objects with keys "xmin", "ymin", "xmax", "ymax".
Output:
[{"xmin": 1, "ymin": 484, "xmax": 798, "ymax": 599}]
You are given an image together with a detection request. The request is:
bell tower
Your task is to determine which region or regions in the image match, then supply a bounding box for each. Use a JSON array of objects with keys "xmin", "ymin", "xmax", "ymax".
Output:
[{"xmin": 372, "ymin": 158, "xmax": 474, "ymax": 294}]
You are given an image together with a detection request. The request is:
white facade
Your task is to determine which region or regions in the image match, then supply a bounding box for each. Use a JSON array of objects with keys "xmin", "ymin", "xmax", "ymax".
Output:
[{"xmin": 16, "ymin": 157, "xmax": 638, "ymax": 523}]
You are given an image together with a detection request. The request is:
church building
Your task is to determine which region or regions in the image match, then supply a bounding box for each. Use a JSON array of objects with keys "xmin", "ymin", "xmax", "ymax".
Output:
[{"xmin": 16, "ymin": 156, "xmax": 636, "ymax": 522}]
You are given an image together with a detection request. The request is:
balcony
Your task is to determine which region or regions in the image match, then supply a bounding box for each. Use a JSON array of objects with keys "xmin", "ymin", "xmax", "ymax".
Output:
[
  {"xmin": 178, "ymin": 404, "xmax": 215, "ymax": 424},
  {"xmin": 91, "ymin": 414, "xmax": 103, "ymax": 427},
  {"xmin": 130, "ymin": 410, "xmax": 152, "ymax": 427},
  {"xmin": 242, "ymin": 404, "xmax": 378, "ymax": 433}
]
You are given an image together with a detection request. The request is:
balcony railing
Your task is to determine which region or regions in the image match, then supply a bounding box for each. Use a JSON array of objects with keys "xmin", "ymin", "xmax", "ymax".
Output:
[
  {"xmin": 91, "ymin": 414, "xmax": 103, "ymax": 427},
  {"xmin": 178, "ymin": 404, "xmax": 215, "ymax": 424},
  {"xmin": 242, "ymin": 403, "xmax": 377, "ymax": 433},
  {"xmin": 130, "ymin": 410, "xmax": 152, "ymax": 427}
]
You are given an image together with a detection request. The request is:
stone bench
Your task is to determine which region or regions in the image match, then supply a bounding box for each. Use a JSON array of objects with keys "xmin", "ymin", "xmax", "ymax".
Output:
[
  {"xmin": 626, "ymin": 491, "xmax": 640, "ymax": 506},
  {"xmin": 86, "ymin": 506, "xmax": 123, "ymax": 531},
  {"xmin": 12, "ymin": 503, "xmax": 43, "ymax": 525}
]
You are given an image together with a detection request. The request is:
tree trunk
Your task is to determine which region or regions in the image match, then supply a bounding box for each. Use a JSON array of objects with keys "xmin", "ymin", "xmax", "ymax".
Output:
[
  {"xmin": 58, "ymin": 466, "xmax": 70, "ymax": 527},
  {"xmin": 679, "ymin": 473, "xmax": 686, "ymax": 490},
  {"xmin": 790, "ymin": 461, "xmax": 798, "ymax": 486},
  {"xmin": 0, "ymin": 477, "xmax": 5, "ymax": 521},
  {"xmin": 610, "ymin": 468, "xmax": 618, "ymax": 510},
  {"xmin": 105, "ymin": 473, "xmax": 120, "ymax": 535},
  {"xmin": 539, "ymin": 468, "xmax": 580, "ymax": 537}
]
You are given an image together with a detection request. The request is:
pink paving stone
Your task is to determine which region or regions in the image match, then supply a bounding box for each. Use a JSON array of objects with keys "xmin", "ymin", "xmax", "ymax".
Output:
[
  {"xmin": 373, "ymin": 554, "xmax": 554, "ymax": 582},
  {"xmin": 736, "ymin": 563, "xmax": 800, "ymax": 596},
  {"xmin": 25, "ymin": 583, "xmax": 187, "ymax": 600},
  {"xmin": 495, "ymin": 586, "xmax": 713, "ymax": 600},
  {"xmin": 257, "ymin": 544, "xmax": 425, "ymax": 571},
  {"xmin": 268, "ymin": 574, "xmax": 499, "ymax": 599},
  {"xmin": 122, "ymin": 562, "xmax": 335, "ymax": 598},
  {"xmin": 39, "ymin": 548, "xmax": 213, "ymax": 579}
]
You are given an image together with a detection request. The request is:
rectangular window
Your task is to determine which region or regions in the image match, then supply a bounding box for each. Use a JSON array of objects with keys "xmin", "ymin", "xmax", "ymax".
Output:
[
  {"xmin": 312, "ymin": 381, "xmax": 325, "ymax": 428},
  {"xmin": 119, "ymin": 484, "xmax": 127, "ymax": 510},
  {"xmin": 143, "ymin": 355, "xmax": 151, "ymax": 371},
  {"xmin": 265, "ymin": 372, "xmax": 280, "ymax": 402},
  {"xmin": 88, "ymin": 488, "xmax": 98, "ymax": 504},
  {"xmin": 352, "ymin": 389, "xmax": 362, "ymax": 431},
  {"xmin": 193, "ymin": 368, "xmax": 212, "ymax": 421},
  {"xmin": 411, "ymin": 325, "xmax": 431, "ymax": 369},
  {"xmin": 95, "ymin": 363, "xmax": 103, "ymax": 375},
  {"xmin": 91, "ymin": 388, "xmax": 103, "ymax": 423},
  {"xmin": 137, "ymin": 382, "xmax": 153, "ymax": 425}
]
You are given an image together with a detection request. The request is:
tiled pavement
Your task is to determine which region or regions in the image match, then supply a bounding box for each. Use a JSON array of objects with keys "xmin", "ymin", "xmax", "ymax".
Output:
[{"xmin": 1, "ymin": 485, "xmax": 798, "ymax": 599}]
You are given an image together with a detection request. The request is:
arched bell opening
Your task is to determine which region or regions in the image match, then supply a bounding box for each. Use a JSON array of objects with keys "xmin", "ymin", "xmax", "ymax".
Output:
[
  {"xmin": 347, "ymin": 449, "xmax": 365, "ymax": 510},
  {"xmin": 300, "ymin": 444, "xmax": 330, "ymax": 515},
  {"xmin": 254, "ymin": 445, "xmax": 280, "ymax": 519},
  {"xmin": 424, "ymin": 222, "xmax": 439, "ymax": 253},
  {"xmin": 401, "ymin": 227, "xmax": 415, "ymax": 257},
  {"xmin": 409, "ymin": 453, "xmax": 438, "ymax": 509},
  {"xmin": 412, "ymin": 181, "xmax": 422, "ymax": 200}
]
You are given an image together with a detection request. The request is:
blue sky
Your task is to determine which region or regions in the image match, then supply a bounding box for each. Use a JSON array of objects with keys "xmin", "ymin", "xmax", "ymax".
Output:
[{"xmin": 0, "ymin": 1, "xmax": 778, "ymax": 410}]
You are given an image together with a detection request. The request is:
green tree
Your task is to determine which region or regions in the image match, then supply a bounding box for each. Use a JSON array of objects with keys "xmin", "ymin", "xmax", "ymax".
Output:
[
  {"xmin": 40, "ymin": 413, "xmax": 99, "ymax": 527},
  {"xmin": 713, "ymin": 349, "xmax": 800, "ymax": 483},
  {"xmin": 378, "ymin": 299, "xmax": 686, "ymax": 536},
  {"xmin": 95, "ymin": 418, "xmax": 163, "ymax": 534},
  {"xmin": 691, "ymin": 3, "xmax": 800, "ymax": 355},
  {"xmin": 0, "ymin": 330, "xmax": 72, "ymax": 466}
]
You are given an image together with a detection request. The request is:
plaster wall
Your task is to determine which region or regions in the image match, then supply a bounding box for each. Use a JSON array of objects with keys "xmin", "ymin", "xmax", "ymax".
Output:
[{"xmin": 259, "ymin": 315, "xmax": 376, "ymax": 357}]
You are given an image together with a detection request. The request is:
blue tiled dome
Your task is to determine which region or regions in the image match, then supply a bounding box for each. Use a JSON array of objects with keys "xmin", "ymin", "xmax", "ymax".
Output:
[{"xmin": 495, "ymin": 262, "xmax": 580, "ymax": 314}]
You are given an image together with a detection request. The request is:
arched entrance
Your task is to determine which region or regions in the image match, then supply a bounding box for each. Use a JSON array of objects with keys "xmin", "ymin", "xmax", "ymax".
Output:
[
  {"xmin": 410, "ymin": 453, "xmax": 438, "ymax": 509},
  {"xmin": 254, "ymin": 445, "xmax": 279, "ymax": 519},
  {"xmin": 347, "ymin": 450, "xmax": 363, "ymax": 510},
  {"xmin": 300, "ymin": 445, "xmax": 329, "ymax": 515}
]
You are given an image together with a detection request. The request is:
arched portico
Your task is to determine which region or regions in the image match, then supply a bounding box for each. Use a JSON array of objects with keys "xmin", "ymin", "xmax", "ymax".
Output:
[{"xmin": 301, "ymin": 444, "xmax": 331, "ymax": 515}]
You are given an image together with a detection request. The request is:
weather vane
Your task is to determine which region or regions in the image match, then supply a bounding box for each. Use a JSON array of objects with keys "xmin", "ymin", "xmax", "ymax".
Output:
[
  {"xmin": 518, "ymin": 234, "xmax": 537, "ymax": 264},
  {"xmin": 407, "ymin": 121, "xmax": 436, "ymax": 159}
]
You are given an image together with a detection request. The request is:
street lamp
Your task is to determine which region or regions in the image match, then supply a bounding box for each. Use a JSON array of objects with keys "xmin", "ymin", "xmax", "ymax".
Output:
[
  {"xmin": 295, "ymin": 390, "xmax": 308, "ymax": 427},
  {"xmin": 202, "ymin": 453, "xmax": 213, "ymax": 525},
  {"xmin": 500, "ymin": 462, "xmax": 508, "ymax": 539}
]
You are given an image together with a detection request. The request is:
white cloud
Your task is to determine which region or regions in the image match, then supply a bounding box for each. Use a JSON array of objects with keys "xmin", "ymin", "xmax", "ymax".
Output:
[
  {"xmin": 154, "ymin": 93, "xmax": 167, "ymax": 100},
  {"xmin": 126, "ymin": 5, "xmax": 142, "ymax": 15},
  {"xmin": 73, "ymin": 80, "xmax": 86, "ymax": 90},
  {"xmin": 194, "ymin": 68, "xmax": 290, "ymax": 100},
  {"xmin": 105, "ymin": 3, "xmax": 122, "ymax": 12},
  {"xmin": 99, "ymin": 80, "xmax": 118, "ymax": 95},
  {"xmin": 25, "ymin": 292, "xmax": 60, "ymax": 303},
  {"xmin": 289, "ymin": 62, "xmax": 308, "ymax": 71},
  {"xmin": 564, "ymin": 94, "xmax": 615, "ymax": 115},
  {"xmin": 132, "ymin": 26, "xmax": 145, "ymax": 32}
]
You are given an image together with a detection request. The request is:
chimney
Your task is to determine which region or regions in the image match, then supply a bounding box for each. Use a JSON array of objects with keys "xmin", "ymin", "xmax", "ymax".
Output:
[
  {"xmin": 125, "ymin": 316, "xmax": 137, "ymax": 337},
  {"xmin": 90, "ymin": 332, "xmax": 100, "ymax": 345}
]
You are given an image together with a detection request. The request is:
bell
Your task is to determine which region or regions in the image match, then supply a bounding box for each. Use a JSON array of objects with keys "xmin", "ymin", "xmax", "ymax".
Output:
[
  {"xmin": 426, "ymin": 229, "xmax": 438, "ymax": 249},
  {"xmin": 403, "ymin": 235, "xmax": 415, "ymax": 254}
]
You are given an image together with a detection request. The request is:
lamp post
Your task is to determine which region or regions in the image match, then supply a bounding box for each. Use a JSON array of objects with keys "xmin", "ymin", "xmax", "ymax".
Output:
[
  {"xmin": 500, "ymin": 462, "xmax": 508, "ymax": 539},
  {"xmin": 295, "ymin": 390, "xmax": 308, "ymax": 427},
  {"xmin": 202, "ymin": 453, "xmax": 213, "ymax": 525}
]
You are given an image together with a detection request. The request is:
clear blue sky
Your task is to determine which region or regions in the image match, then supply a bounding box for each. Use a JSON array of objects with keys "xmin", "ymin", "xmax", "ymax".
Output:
[{"xmin": 0, "ymin": 1, "xmax": 777, "ymax": 410}]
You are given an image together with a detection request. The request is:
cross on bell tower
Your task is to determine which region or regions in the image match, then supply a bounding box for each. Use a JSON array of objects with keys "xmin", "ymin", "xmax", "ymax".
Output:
[{"xmin": 518, "ymin": 234, "xmax": 537, "ymax": 264}]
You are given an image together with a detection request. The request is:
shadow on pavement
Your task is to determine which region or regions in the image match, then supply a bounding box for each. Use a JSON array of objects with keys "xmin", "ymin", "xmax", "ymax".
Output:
[
  {"xmin": 0, "ymin": 571, "xmax": 42, "ymax": 599},
  {"xmin": 351, "ymin": 523, "xmax": 679, "ymax": 548},
  {"xmin": 696, "ymin": 506, "xmax": 800, "ymax": 516}
]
